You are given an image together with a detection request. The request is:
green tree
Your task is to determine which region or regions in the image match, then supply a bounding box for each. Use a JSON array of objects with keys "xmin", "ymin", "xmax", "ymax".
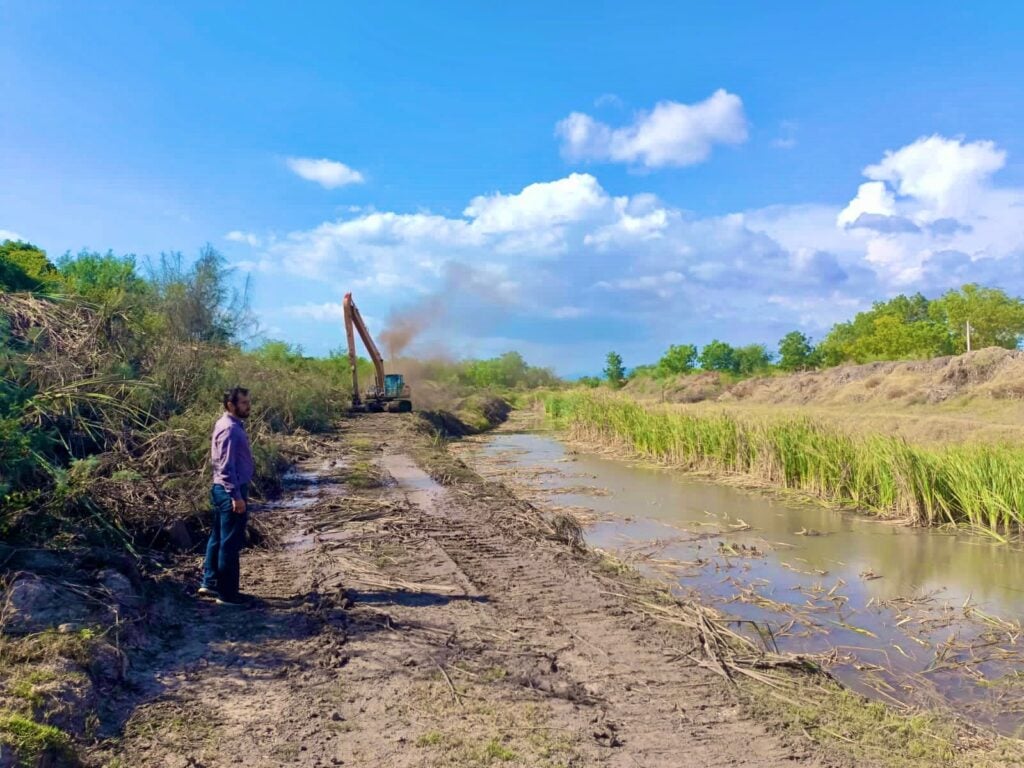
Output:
[
  {"xmin": 149, "ymin": 245, "xmax": 251, "ymax": 345},
  {"xmin": 603, "ymin": 351, "xmax": 626, "ymax": 388},
  {"xmin": 778, "ymin": 331, "xmax": 815, "ymax": 371},
  {"xmin": 733, "ymin": 344, "xmax": 773, "ymax": 375},
  {"xmin": 656, "ymin": 344, "xmax": 698, "ymax": 377},
  {"xmin": 58, "ymin": 250, "xmax": 149, "ymax": 305},
  {"xmin": 698, "ymin": 340, "xmax": 737, "ymax": 373},
  {"xmin": 818, "ymin": 293, "xmax": 952, "ymax": 365},
  {"xmin": 929, "ymin": 284, "xmax": 1024, "ymax": 353},
  {"xmin": 0, "ymin": 241, "xmax": 58, "ymax": 292}
]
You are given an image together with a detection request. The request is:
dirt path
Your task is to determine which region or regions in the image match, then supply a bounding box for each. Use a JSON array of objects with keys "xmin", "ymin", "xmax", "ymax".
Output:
[{"xmin": 98, "ymin": 414, "xmax": 847, "ymax": 767}]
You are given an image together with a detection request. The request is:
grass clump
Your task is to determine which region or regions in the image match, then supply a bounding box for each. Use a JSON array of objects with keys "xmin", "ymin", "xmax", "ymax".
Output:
[
  {"xmin": 0, "ymin": 711, "xmax": 72, "ymax": 765},
  {"xmin": 544, "ymin": 390, "xmax": 1024, "ymax": 536},
  {"xmin": 744, "ymin": 678, "xmax": 1024, "ymax": 767}
]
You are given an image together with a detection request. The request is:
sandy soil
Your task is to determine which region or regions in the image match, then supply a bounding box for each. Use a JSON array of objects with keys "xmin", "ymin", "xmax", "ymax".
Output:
[{"xmin": 94, "ymin": 414, "xmax": 850, "ymax": 768}]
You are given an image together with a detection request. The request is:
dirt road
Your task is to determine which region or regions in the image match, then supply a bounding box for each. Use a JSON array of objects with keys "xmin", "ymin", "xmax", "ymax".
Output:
[{"xmin": 98, "ymin": 414, "xmax": 846, "ymax": 767}]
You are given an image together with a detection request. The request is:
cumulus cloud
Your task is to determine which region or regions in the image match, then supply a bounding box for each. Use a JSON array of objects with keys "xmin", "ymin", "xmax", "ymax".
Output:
[
  {"xmin": 464, "ymin": 173, "xmax": 608, "ymax": 235},
  {"xmin": 286, "ymin": 157, "xmax": 365, "ymax": 188},
  {"xmin": 555, "ymin": 89, "xmax": 748, "ymax": 168},
  {"xmin": 225, "ymin": 230, "xmax": 262, "ymax": 247},
  {"xmin": 836, "ymin": 134, "xmax": 1022, "ymax": 284},
  {"xmin": 253, "ymin": 133, "xmax": 1024, "ymax": 371},
  {"xmin": 863, "ymin": 135, "xmax": 1005, "ymax": 216}
]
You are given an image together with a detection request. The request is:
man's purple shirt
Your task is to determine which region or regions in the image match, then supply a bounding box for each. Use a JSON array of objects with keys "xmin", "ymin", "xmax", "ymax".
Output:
[{"xmin": 211, "ymin": 412, "xmax": 254, "ymax": 500}]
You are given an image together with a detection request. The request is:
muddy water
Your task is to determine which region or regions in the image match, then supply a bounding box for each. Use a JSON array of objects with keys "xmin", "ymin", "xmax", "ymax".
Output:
[{"xmin": 463, "ymin": 429, "xmax": 1024, "ymax": 735}]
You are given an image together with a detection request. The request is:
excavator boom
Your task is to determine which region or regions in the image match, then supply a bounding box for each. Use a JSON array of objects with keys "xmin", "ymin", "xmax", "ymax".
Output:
[{"xmin": 342, "ymin": 293, "xmax": 412, "ymax": 412}]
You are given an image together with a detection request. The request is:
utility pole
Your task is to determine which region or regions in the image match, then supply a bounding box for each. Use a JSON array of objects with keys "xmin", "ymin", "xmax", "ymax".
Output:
[{"xmin": 966, "ymin": 320, "xmax": 972, "ymax": 353}]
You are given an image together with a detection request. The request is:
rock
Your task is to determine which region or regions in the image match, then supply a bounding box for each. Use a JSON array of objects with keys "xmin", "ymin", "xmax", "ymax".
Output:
[
  {"xmin": 89, "ymin": 641, "xmax": 128, "ymax": 687},
  {"xmin": 164, "ymin": 520, "xmax": 193, "ymax": 551},
  {"xmin": 2, "ymin": 575, "xmax": 91, "ymax": 635},
  {"xmin": 0, "ymin": 546, "xmax": 71, "ymax": 574},
  {"xmin": 96, "ymin": 568, "xmax": 142, "ymax": 609}
]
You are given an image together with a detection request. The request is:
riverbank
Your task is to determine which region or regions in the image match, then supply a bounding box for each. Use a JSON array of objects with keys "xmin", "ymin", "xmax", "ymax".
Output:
[
  {"xmin": 543, "ymin": 390, "xmax": 1024, "ymax": 538},
  {"xmin": 452, "ymin": 413, "xmax": 1024, "ymax": 737},
  {"xmin": 5, "ymin": 411, "xmax": 1023, "ymax": 766}
]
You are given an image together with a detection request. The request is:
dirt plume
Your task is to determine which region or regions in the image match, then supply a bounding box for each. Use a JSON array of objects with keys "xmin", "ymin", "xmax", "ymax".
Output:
[{"xmin": 379, "ymin": 261, "xmax": 515, "ymax": 358}]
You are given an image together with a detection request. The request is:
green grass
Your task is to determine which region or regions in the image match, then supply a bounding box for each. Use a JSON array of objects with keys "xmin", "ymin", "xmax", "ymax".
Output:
[
  {"xmin": 0, "ymin": 712, "xmax": 71, "ymax": 765},
  {"xmin": 544, "ymin": 390, "xmax": 1024, "ymax": 535}
]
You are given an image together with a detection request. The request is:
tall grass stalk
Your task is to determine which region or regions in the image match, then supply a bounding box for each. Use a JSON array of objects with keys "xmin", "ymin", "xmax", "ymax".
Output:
[{"xmin": 544, "ymin": 391, "xmax": 1024, "ymax": 536}]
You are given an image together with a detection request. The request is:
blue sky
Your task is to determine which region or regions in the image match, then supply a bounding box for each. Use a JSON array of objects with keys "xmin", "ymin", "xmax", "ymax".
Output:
[{"xmin": 3, "ymin": 2, "xmax": 1024, "ymax": 375}]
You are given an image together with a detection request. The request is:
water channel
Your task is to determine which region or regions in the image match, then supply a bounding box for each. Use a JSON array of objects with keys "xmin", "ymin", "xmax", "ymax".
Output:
[{"xmin": 456, "ymin": 423, "xmax": 1024, "ymax": 736}]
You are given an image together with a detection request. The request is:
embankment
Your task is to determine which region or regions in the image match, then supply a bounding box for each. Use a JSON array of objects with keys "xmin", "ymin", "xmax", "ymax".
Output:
[
  {"xmin": 626, "ymin": 348, "xmax": 1024, "ymax": 445},
  {"xmin": 544, "ymin": 390, "xmax": 1024, "ymax": 535}
]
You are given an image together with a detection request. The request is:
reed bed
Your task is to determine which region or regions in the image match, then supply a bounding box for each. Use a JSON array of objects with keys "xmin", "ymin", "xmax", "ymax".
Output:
[{"xmin": 543, "ymin": 391, "xmax": 1024, "ymax": 536}]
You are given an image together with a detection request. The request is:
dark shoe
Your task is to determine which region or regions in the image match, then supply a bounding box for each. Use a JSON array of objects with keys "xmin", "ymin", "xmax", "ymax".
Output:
[{"xmin": 197, "ymin": 586, "xmax": 220, "ymax": 601}]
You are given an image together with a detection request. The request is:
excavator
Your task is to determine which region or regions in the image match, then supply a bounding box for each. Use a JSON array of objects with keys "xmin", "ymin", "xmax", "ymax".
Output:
[{"xmin": 343, "ymin": 292, "xmax": 412, "ymax": 413}]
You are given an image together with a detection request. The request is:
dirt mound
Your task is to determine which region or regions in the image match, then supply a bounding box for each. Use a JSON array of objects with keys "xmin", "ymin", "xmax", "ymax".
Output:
[
  {"xmin": 418, "ymin": 395, "xmax": 512, "ymax": 437},
  {"xmin": 624, "ymin": 371, "xmax": 727, "ymax": 402},
  {"xmin": 648, "ymin": 348, "xmax": 1024, "ymax": 408}
]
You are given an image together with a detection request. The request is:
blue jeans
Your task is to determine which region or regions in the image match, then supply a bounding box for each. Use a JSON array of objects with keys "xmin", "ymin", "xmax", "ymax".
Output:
[{"xmin": 201, "ymin": 484, "xmax": 249, "ymax": 600}]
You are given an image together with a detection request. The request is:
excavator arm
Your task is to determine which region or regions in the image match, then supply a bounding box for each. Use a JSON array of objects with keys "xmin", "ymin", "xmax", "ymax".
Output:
[{"xmin": 343, "ymin": 292, "xmax": 385, "ymax": 406}]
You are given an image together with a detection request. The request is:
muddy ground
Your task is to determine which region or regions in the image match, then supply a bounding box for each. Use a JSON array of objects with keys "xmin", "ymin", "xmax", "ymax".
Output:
[{"xmin": 90, "ymin": 414, "xmax": 870, "ymax": 767}]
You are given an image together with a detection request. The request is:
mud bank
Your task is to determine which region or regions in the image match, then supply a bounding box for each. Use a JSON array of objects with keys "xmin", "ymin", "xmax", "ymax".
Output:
[{"xmin": 8, "ymin": 411, "xmax": 1023, "ymax": 766}]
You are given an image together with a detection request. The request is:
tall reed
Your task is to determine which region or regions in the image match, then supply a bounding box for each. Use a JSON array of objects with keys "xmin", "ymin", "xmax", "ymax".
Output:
[{"xmin": 543, "ymin": 391, "xmax": 1024, "ymax": 536}]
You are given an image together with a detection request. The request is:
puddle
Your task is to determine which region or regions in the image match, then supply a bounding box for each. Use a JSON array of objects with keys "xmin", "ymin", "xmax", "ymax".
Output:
[
  {"xmin": 381, "ymin": 454, "xmax": 446, "ymax": 513},
  {"xmin": 464, "ymin": 429, "xmax": 1024, "ymax": 735}
]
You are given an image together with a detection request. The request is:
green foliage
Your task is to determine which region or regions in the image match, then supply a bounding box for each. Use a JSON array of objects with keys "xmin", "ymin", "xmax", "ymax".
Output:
[
  {"xmin": 733, "ymin": 343, "xmax": 773, "ymax": 375},
  {"xmin": 819, "ymin": 292, "xmax": 956, "ymax": 365},
  {"xmin": 603, "ymin": 351, "xmax": 626, "ymax": 388},
  {"xmin": 698, "ymin": 339, "xmax": 736, "ymax": 372},
  {"xmin": 928, "ymin": 283, "xmax": 1024, "ymax": 353},
  {"xmin": 458, "ymin": 351, "xmax": 557, "ymax": 390},
  {"xmin": 656, "ymin": 343, "xmax": 697, "ymax": 377},
  {"xmin": 58, "ymin": 250, "xmax": 149, "ymax": 306},
  {"xmin": 577, "ymin": 376, "xmax": 602, "ymax": 388},
  {"xmin": 778, "ymin": 331, "xmax": 816, "ymax": 371},
  {"xmin": 0, "ymin": 240, "xmax": 558, "ymax": 549},
  {"xmin": 0, "ymin": 241, "xmax": 58, "ymax": 292},
  {"xmin": 0, "ymin": 711, "xmax": 71, "ymax": 764}
]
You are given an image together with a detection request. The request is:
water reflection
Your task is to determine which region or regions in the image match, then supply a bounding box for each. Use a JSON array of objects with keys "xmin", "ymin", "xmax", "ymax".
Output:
[{"xmin": 469, "ymin": 430, "xmax": 1024, "ymax": 734}]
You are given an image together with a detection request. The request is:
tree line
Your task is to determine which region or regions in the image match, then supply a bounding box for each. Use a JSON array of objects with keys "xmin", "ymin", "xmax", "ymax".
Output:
[{"xmin": 590, "ymin": 284, "xmax": 1024, "ymax": 387}]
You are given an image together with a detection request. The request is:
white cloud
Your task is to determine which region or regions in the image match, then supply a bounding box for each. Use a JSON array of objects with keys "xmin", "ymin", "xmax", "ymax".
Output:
[
  {"xmin": 837, "ymin": 181, "xmax": 896, "ymax": 227},
  {"xmin": 464, "ymin": 173, "xmax": 609, "ymax": 234},
  {"xmin": 550, "ymin": 305, "xmax": 587, "ymax": 319},
  {"xmin": 555, "ymin": 89, "xmax": 748, "ymax": 168},
  {"xmin": 834, "ymin": 134, "xmax": 1021, "ymax": 283},
  {"xmin": 596, "ymin": 271, "xmax": 685, "ymax": 298},
  {"xmin": 594, "ymin": 93, "xmax": 624, "ymax": 109},
  {"xmin": 0, "ymin": 229, "xmax": 24, "ymax": 241},
  {"xmin": 225, "ymin": 230, "xmax": 261, "ymax": 247},
  {"xmin": 771, "ymin": 120, "xmax": 798, "ymax": 150},
  {"xmin": 252, "ymin": 135, "xmax": 1024, "ymax": 372},
  {"xmin": 863, "ymin": 135, "xmax": 1005, "ymax": 217},
  {"xmin": 286, "ymin": 157, "xmax": 365, "ymax": 189},
  {"xmin": 282, "ymin": 302, "xmax": 344, "ymax": 321}
]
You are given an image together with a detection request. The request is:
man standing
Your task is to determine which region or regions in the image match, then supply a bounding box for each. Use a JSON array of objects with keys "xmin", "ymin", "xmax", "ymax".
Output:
[{"xmin": 198, "ymin": 387, "xmax": 254, "ymax": 606}]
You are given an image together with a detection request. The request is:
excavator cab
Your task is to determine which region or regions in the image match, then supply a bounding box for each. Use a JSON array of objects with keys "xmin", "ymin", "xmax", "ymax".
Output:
[{"xmin": 343, "ymin": 293, "xmax": 413, "ymax": 413}]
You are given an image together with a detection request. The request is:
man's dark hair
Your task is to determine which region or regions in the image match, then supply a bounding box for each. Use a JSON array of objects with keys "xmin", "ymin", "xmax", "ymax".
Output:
[{"xmin": 223, "ymin": 386, "xmax": 250, "ymax": 409}]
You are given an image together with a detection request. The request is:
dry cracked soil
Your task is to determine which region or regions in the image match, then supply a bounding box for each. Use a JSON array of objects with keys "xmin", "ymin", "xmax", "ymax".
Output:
[{"xmin": 95, "ymin": 414, "xmax": 853, "ymax": 768}]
